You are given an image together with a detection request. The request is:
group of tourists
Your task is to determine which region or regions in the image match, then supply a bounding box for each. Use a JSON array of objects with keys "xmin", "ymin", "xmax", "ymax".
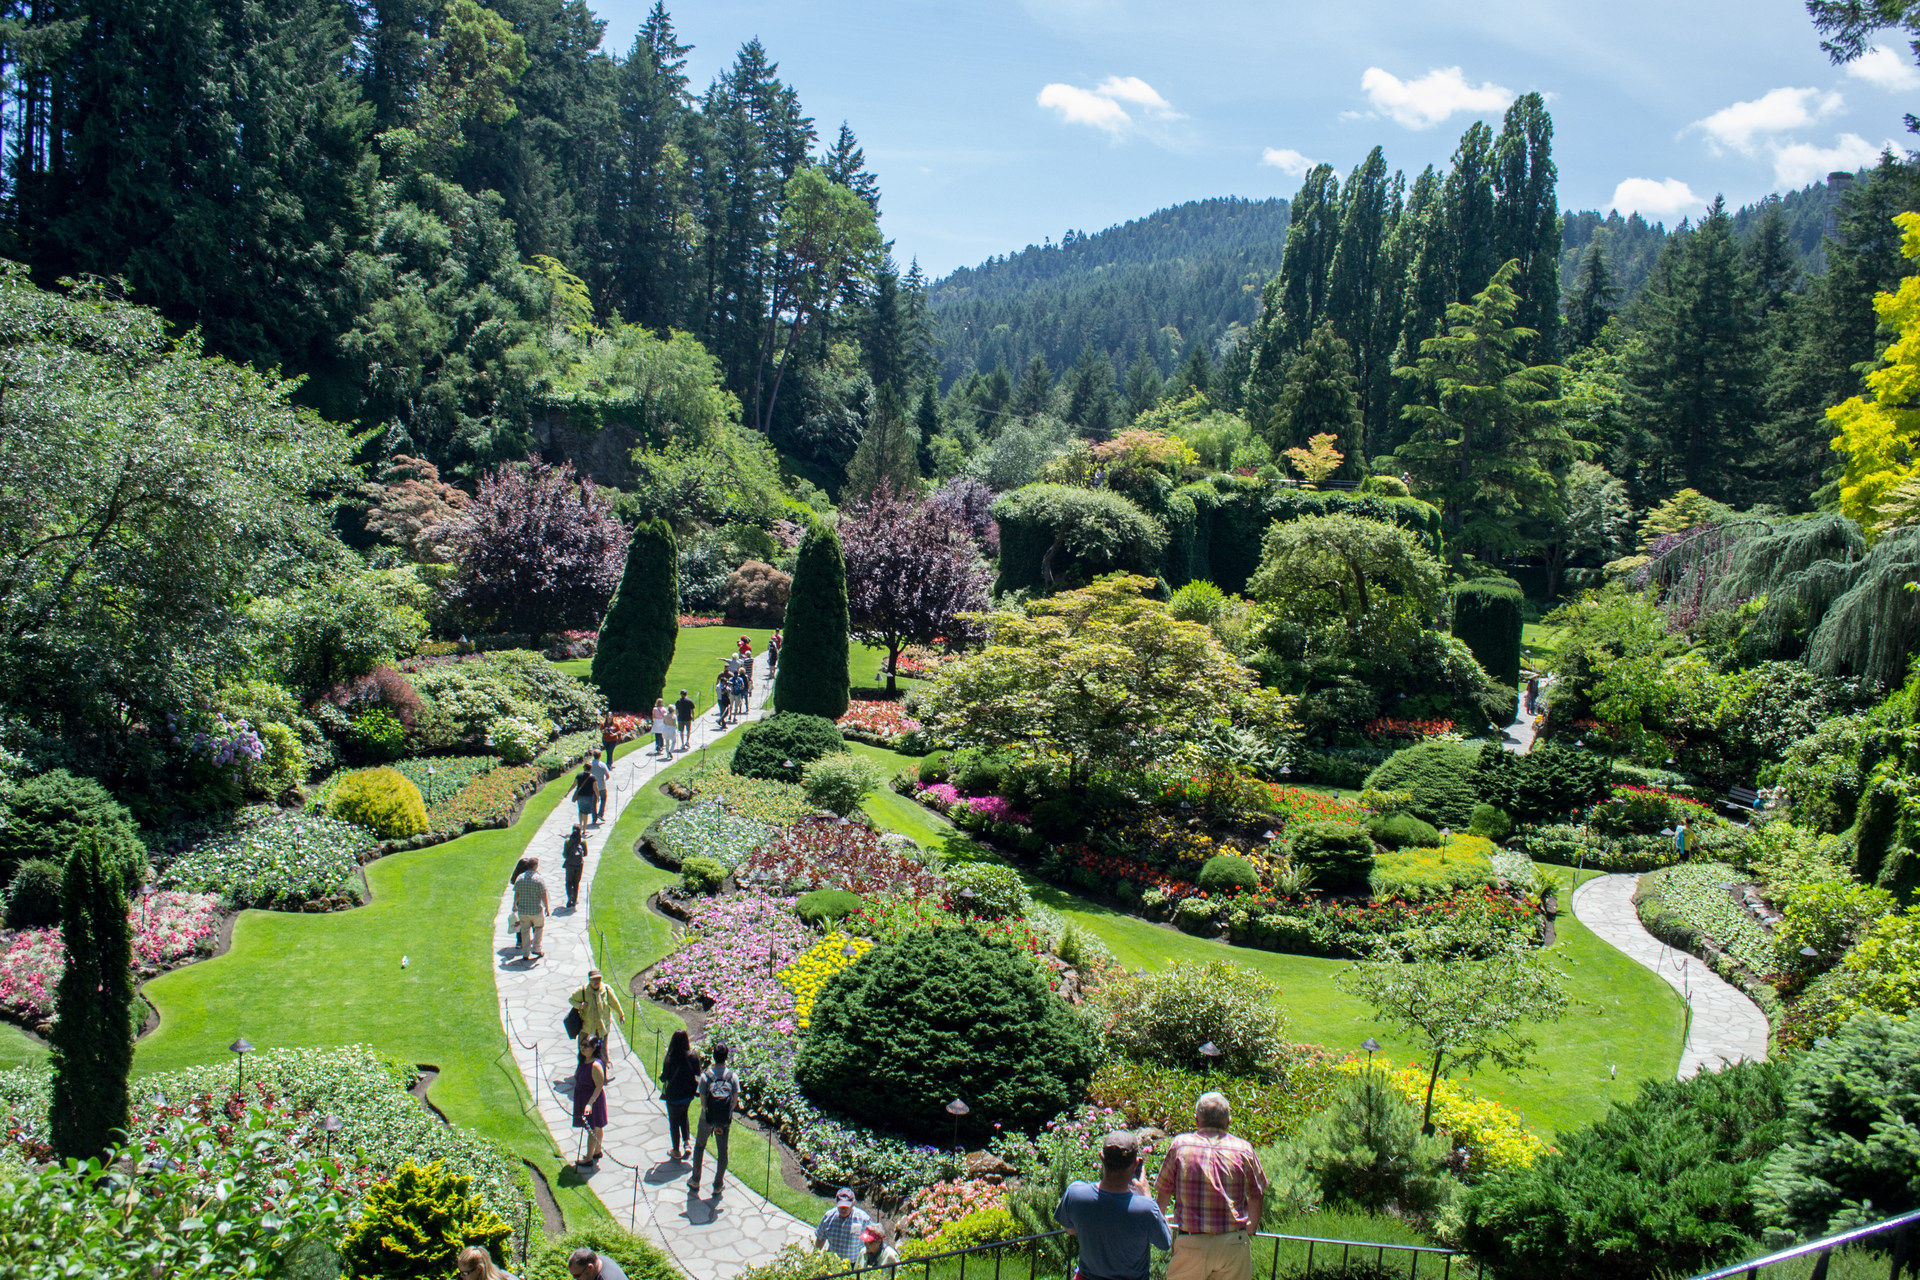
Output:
[
  {"xmin": 716, "ymin": 633, "xmax": 778, "ymax": 727},
  {"xmin": 456, "ymin": 1243, "xmax": 628, "ymax": 1280}
]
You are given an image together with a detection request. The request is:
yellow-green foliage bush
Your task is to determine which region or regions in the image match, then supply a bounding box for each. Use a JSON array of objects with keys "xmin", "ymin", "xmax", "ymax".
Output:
[
  {"xmin": 1332, "ymin": 1059, "xmax": 1548, "ymax": 1171},
  {"xmin": 1369, "ymin": 836, "xmax": 1496, "ymax": 902},
  {"xmin": 341, "ymin": 1160, "xmax": 513, "ymax": 1280},
  {"xmin": 914, "ymin": 1208, "xmax": 1025, "ymax": 1255},
  {"xmin": 330, "ymin": 766, "xmax": 429, "ymax": 839}
]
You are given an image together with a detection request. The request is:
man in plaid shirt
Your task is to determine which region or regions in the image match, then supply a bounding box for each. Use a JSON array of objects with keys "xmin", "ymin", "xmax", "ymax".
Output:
[{"xmin": 1154, "ymin": 1093, "xmax": 1267, "ymax": 1280}]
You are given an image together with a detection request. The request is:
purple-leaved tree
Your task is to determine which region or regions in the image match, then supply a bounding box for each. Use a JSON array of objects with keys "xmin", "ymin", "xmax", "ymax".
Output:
[
  {"xmin": 842, "ymin": 483, "xmax": 994, "ymax": 694},
  {"xmin": 448, "ymin": 456, "xmax": 630, "ymax": 636}
]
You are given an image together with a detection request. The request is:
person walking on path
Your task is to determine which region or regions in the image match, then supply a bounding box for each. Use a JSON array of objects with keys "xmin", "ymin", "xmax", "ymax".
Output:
[
  {"xmin": 715, "ymin": 672, "xmax": 732, "ymax": 728},
  {"xmin": 561, "ymin": 822, "xmax": 587, "ymax": 910},
  {"xmin": 857, "ymin": 1225, "xmax": 899, "ymax": 1276},
  {"xmin": 573, "ymin": 1034, "xmax": 609, "ymax": 1167},
  {"xmin": 650, "ymin": 698, "xmax": 672, "ymax": 756},
  {"xmin": 731, "ymin": 669, "xmax": 748, "ymax": 716},
  {"xmin": 569, "ymin": 969, "xmax": 624, "ymax": 1067},
  {"xmin": 599, "ymin": 711, "xmax": 621, "ymax": 764},
  {"xmin": 567, "ymin": 1247, "xmax": 629, "ymax": 1280},
  {"xmin": 674, "ymin": 689, "xmax": 696, "ymax": 752},
  {"xmin": 1057, "ymin": 1131, "xmax": 1171, "ymax": 1280},
  {"xmin": 512, "ymin": 858, "xmax": 550, "ymax": 961},
  {"xmin": 458, "ymin": 1246, "xmax": 517, "ymax": 1280},
  {"xmin": 815, "ymin": 1188, "xmax": 872, "ymax": 1264},
  {"xmin": 1154, "ymin": 1093, "xmax": 1267, "ymax": 1280},
  {"xmin": 767, "ymin": 632, "xmax": 780, "ymax": 679},
  {"xmin": 590, "ymin": 749, "xmax": 612, "ymax": 822},
  {"xmin": 573, "ymin": 765, "xmax": 598, "ymax": 828},
  {"xmin": 688, "ymin": 1042, "xmax": 743, "ymax": 1198},
  {"xmin": 659, "ymin": 1029, "xmax": 700, "ymax": 1162},
  {"xmin": 1524, "ymin": 676, "xmax": 1540, "ymax": 716}
]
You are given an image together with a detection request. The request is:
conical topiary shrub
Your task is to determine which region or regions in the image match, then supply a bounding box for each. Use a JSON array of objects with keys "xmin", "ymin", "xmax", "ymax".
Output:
[
  {"xmin": 593, "ymin": 518, "xmax": 679, "ymax": 712},
  {"xmin": 772, "ymin": 520, "xmax": 850, "ymax": 720}
]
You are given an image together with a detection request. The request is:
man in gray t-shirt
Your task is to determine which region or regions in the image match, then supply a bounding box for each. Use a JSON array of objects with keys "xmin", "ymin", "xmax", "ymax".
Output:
[
  {"xmin": 1055, "ymin": 1132, "xmax": 1171, "ymax": 1280},
  {"xmin": 512, "ymin": 859, "xmax": 549, "ymax": 961}
]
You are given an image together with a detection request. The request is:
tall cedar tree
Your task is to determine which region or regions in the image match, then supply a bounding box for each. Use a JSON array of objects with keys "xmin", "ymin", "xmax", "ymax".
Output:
[
  {"xmin": 1623, "ymin": 197, "xmax": 1764, "ymax": 501},
  {"xmin": 1395, "ymin": 261, "xmax": 1575, "ymax": 562},
  {"xmin": 592, "ymin": 518, "xmax": 679, "ymax": 711},
  {"xmin": 844, "ymin": 384, "xmax": 921, "ymax": 500},
  {"xmin": 1564, "ymin": 242, "xmax": 1619, "ymax": 350},
  {"xmin": 1490, "ymin": 94, "xmax": 1562, "ymax": 363},
  {"xmin": 1011, "ymin": 354, "xmax": 1055, "ymax": 419},
  {"xmin": 50, "ymin": 831, "xmax": 134, "ymax": 1161},
  {"xmin": 1063, "ymin": 345, "xmax": 1122, "ymax": 440},
  {"xmin": 1273, "ymin": 322, "xmax": 1367, "ymax": 480},
  {"xmin": 841, "ymin": 483, "xmax": 993, "ymax": 693},
  {"xmin": 448, "ymin": 456, "xmax": 630, "ymax": 635},
  {"xmin": 772, "ymin": 520, "xmax": 851, "ymax": 719}
]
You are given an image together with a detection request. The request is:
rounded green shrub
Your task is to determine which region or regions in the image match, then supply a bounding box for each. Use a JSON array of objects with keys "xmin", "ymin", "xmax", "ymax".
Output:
[
  {"xmin": 945, "ymin": 863, "xmax": 1030, "ymax": 918},
  {"xmin": 1362, "ymin": 741, "xmax": 1484, "ymax": 830},
  {"xmin": 1030, "ymin": 796, "xmax": 1087, "ymax": 842},
  {"xmin": 794, "ymin": 929, "xmax": 1099, "ymax": 1142},
  {"xmin": 681, "ymin": 856, "xmax": 726, "ymax": 895},
  {"xmin": 796, "ymin": 889, "xmax": 864, "ymax": 925},
  {"xmin": 1290, "ymin": 821, "xmax": 1375, "ymax": 893},
  {"xmin": 1367, "ymin": 813, "xmax": 1441, "ymax": 850},
  {"xmin": 526, "ymin": 1228, "xmax": 680, "ymax": 1280},
  {"xmin": 1096, "ymin": 959, "xmax": 1291, "ymax": 1077},
  {"xmin": 1468, "ymin": 803, "xmax": 1514, "ymax": 842},
  {"xmin": 0, "ymin": 769, "xmax": 148, "ymax": 892},
  {"xmin": 4, "ymin": 859, "xmax": 63, "ymax": 929},
  {"xmin": 731, "ymin": 712, "xmax": 848, "ymax": 782},
  {"xmin": 1197, "ymin": 854, "xmax": 1260, "ymax": 897},
  {"xmin": 802, "ymin": 753, "xmax": 886, "ymax": 815},
  {"xmin": 329, "ymin": 767, "xmax": 429, "ymax": 839},
  {"xmin": 917, "ymin": 753, "xmax": 952, "ymax": 785}
]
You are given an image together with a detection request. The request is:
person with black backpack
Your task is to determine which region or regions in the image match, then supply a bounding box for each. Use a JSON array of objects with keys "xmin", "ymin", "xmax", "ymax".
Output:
[{"xmin": 688, "ymin": 1042, "xmax": 743, "ymax": 1198}]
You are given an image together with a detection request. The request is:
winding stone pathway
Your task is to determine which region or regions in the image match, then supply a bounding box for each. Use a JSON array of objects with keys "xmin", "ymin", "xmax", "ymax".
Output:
[
  {"xmin": 492, "ymin": 656, "xmax": 813, "ymax": 1280},
  {"xmin": 1570, "ymin": 873, "xmax": 1771, "ymax": 1078}
]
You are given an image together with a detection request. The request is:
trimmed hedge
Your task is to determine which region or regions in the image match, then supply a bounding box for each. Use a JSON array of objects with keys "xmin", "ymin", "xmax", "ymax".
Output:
[
  {"xmin": 990, "ymin": 484, "xmax": 1168, "ymax": 594},
  {"xmin": 1197, "ymin": 855, "xmax": 1260, "ymax": 897},
  {"xmin": 796, "ymin": 890, "xmax": 864, "ymax": 925},
  {"xmin": 1363, "ymin": 741, "xmax": 1484, "ymax": 830},
  {"xmin": 593, "ymin": 518, "xmax": 679, "ymax": 712},
  {"xmin": 1367, "ymin": 813, "xmax": 1440, "ymax": 850},
  {"xmin": 731, "ymin": 712, "xmax": 847, "ymax": 782},
  {"xmin": 1452, "ymin": 580, "xmax": 1524, "ymax": 689},
  {"xmin": 773, "ymin": 521, "xmax": 850, "ymax": 720},
  {"xmin": 1290, "ymin": 821, "xmax": 1375, "ymax": 892}
]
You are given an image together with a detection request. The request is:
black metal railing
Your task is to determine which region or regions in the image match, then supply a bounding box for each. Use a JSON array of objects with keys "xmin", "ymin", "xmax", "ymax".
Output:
[
  {"xmin": 1686, "ymin": 1208, "xmax": 1920, "ymax": 1280},
  {"xmin": 814, "ymin": 1228, "xmax": 1473, "ymax": 1280}
]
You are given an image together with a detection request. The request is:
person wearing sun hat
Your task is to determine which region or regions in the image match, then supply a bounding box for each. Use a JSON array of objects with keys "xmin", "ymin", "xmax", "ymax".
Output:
[
  {"xmin": 857, "ymin": 1224, "xmax": 899, "ymax": 1275},
  {"xmin": 815, "ymin": 1187, "xmax": 872, "ymax": 1264}
]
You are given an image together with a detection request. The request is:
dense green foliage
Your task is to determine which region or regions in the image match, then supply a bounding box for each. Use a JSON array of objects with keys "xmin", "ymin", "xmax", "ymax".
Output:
[
  {"xmin": 340, "ymin": 1159, "xmax": 514, "ymax": 1280},
  {"xmin": 795, "ymin": 889, "xmax": 864, "ymax": 925},
  {"xmin": 1198, "ymin": 854, "xmax": 1261, "ymax": 896},
  {"xmin": 1289, "ymin": 822, "xmax": 1377, "ymax": 892},
  {"xmin": 991, "ymin": 484, "xmax": 1168, "ymax": 593},
  {"xmin": 1095, "ymin": 961, "xmax": 1292, "ymax": 1078},
  {"xmin": 731, "ymin": 713, "xmax": 848, "ymax": 782},
  {"xmin": 595, "ymin": 518, "xmax": 680, "ymax": 711},
  {"xmin": 1452, "ymin": 581, "xmax": 1525, "ymax": 688},
  {"xmin": 1363, "ymin": 743, "xmax": 1485, "ymax": 830},
  {"xmin": 0, "ymin": 769, "xmax": 147, "ymax": 891},
  {"xmin": 49, "ymin": 832, "xmax": 135, "ymax": 1161},
  {"xmin": 794, "ymin": 928, "xmax": 1099, "ymax": 1142},
  {"xmin": 1367, "ymin": 814, "xmax": 1441, "ymax": 850},
  {"xmin": 329, "ymin": 767, "xmax": 430, "ymax": 839},
  {"xmin": 773, "ymin": 523, "xmax": 851, "ymax": 720},
  {"xmin": 3, "ymin": 858, "xmax": 62, "ymax": 929}
]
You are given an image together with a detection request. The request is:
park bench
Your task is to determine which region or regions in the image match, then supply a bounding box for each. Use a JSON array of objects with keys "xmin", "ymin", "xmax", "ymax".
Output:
[{"xmin": 1721, "ymin": 784, "xmax": 1764, "ymax": 819}]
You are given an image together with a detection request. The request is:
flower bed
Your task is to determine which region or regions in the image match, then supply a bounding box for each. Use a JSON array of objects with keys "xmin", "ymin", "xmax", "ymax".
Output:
[
  {"xmin": 896, "ymin": 1179, "xmax": 1009, "ymax": 1239},
  {"xmin": 543, "ymin": 629, "xmax": 597, "ymax": 660},
  {"xmin": 837, "ymin": 701, "xmax": 922, "ymax": 741},
  {"xmin": 1067, "ymin": 847, "xmax": 1201, "ymax": 904},
  {"xmin": 655, "ymin": 802, "xmax": 773, "ymax": 872},
  {"xmin": 1362, "ymin": 717, "xmax": 1457, "ymax": 743},
  {"xmin": 1369, "ymin": 839, "xmax": 1499, "ymax": 902},
  {"xmin": 684, "ymin": 770, "xmax": 816, "ymax": 825},
  {"xmin": 1332, "ymin": 1059, "xmax": 1548, "ymax": 1172},
  {"xmin": 1637, "ymin": 862, "xmax": 1778, "ymax": 976},
  {"xmin": 1268, "ymin": 786, "xmax": 1367, "ymax": 826},
  {"xmin": 1591, "ymin": 783, "xmax": 1720, "ymax": 835},
  {"xmin": 424, "ymin": 763, "xmax": 543, "ymax": 832},
  {"xmin": 160, "ymin": 813, "xmax": 371, "ymax": 909},
  {"xmin": 390, "ymin": 754, "xmax": 500, "ymax": 797},
  {"xmin": 679, "ymin": 615, "xmax": 725, "ymax": 627},
  {"xmin": 647, "ymin": 896, "xmax": 811, "ymax": 1031},
  {"xmin": 0, "ymin": 892, "xmax": 220, "ymax": 1024},
  {"xmin": 778, "ymin": 931, "xmax": 873, "ymax": 1030},
  {"xmin": 952, "ymin": 795, "xmax": 1030, "ymax": 826},
  {"xmin": 738, "ymin": 819, "xmax": 946, "ymax": 897}
]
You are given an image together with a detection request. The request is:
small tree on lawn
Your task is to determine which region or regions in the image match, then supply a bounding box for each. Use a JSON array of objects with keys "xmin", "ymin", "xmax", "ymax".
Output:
[
  {"xmin": 447, "ymin": 456, "xmax": 629, "ymax": 636},
  {"xmin": 773, "ymin": 520, "xmax": 851, "ymax": 720},
  {"xmin": 841, "ymin": 482, "xmax": 992, "ymax": 693},
  {"xmin": 1336, "ymin": 937, "xmax": 1567, "ymax": 1134},
  {"xmin": 50, "ymin": 830, "xmax": 134, "ymax": 1161},
  {"xmin": 593, "ymin": 518, "xmax": 679, "ymax": 711}
]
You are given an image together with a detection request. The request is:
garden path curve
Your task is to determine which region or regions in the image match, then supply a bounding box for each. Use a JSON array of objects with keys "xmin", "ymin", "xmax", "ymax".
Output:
[
  {"xmin": 493, "ymin": 655, "xmax": 814, "ymax": 1280},
  {"xmin": 1570, "ymin": 873, "xmax": 1770, "ymax": 1078}
]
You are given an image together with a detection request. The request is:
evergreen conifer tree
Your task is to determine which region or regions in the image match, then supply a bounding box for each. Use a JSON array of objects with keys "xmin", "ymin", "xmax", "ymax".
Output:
[
  {"xmin": 593, "ymin": 519, "xmax": 679, "ymax": 712},
  {"xmin": 1564, "ymin": 242, "xmax": 1619, "ymax": 350},
  {"xmin": 1275, "ymin": 323, "xmax": 1367, "ymax": 477},
  {"xmin": 1125, "ymin": 349, "xmax": 1165, "ymax": 421},
  {"xmin": 49, "ymin": 830, "xmax": 133, "ymax": 1162},
  {"xmin": 773, "ymin": 520, "xmax": 851, "ymax": 719},
  {"xmin": 1491, "ymin": 94, "xmax": 1562, "ymax": 361},
  {"xmin": 845, "ymin": 385, "xmax": 921, "ymax": 499},
  {"xmin": 914, "ymin": 380, "xmax": 942, "ymax": 476},
  {"xmin": 1063, "ymin": 346, "xmax": 1121, "ymax": 439},
  {"xmin": 1011, "ymin": 354, "xmax": 1054, "ymax": 419}
]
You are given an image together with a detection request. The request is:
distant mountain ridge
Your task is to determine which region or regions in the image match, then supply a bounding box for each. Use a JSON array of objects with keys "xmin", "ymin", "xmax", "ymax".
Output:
[{"xmin": 930, "ymin": 177, "xmax": 1854, "ymax": 389}]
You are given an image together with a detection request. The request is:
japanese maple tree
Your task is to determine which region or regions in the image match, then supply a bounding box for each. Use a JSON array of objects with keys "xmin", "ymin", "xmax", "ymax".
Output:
[{"xmin": 840, "ymin": 482, "xmax": 993, "ymax": 693}]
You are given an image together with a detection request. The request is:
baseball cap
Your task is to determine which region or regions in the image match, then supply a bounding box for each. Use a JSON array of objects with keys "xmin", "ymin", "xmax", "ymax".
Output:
[
  {"xmin": 835, "ymin": 1188, "xmax": 855, "ymax": 1205},
  {"xmin": 1101, "ymin": 1130, "xmax": 1141, "ymax": 1170}
]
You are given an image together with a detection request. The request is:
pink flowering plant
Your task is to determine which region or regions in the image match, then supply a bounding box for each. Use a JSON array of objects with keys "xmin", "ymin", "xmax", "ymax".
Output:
[
  {"xmin": 737, "ymin": 818, "xmax": 946, "ymax": 897},
  {"xmin": 837, "ymin": 702, "xmax": 922, "ymax": 740},
  {"xmin": 915, "ymin": 782, "xmax": 960, "ymax": 814},
  {"xmin": 646, "ymin": 896, "xmax": 808, "ymax": 1032},
  {"xmin": 896, "ymin": 1178, "xmax": 1010, "ymax": 1239},
  {"xmin": 0, "ymin": 892, "xmax": 218, "ymax": 1023},
  {"xmin": 952, "ymin": 795, "xmax": 1030, "ymax": 827}
]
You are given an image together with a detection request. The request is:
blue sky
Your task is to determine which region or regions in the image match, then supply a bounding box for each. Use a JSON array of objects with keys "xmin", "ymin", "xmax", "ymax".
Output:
[{"xmin": 591, "ymin": 0, "xmax": 1917, "ymax": 277}]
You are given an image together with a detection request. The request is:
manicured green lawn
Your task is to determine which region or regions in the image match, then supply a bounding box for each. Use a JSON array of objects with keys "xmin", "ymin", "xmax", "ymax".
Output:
[
  {"xmin": 558, "ymin": 625, "xmax": 915, "ymax": 714},
  {"xmin": 0, "ymin": 1023, "xmax": 44, "ymax": 1069},
  {"xmin": 850, "ymin": 744, "xmax": 1683, "ymax": 1138},
  {"xmin": 1521, "ymin": 622, "xmax": 1565, "ymax": 670},
  {"xmin": 137, "ymin": 755, "xmax": 647, "ymax": 1229}
]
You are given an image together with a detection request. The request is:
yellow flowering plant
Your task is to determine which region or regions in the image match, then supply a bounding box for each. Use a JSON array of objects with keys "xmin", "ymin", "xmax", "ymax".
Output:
[
  {"xmin": 1333, "ymin": 1059, "xmax": 1549, "ymax": 1172},
  {"xmin": 777, "ymin": 931, "xmax": 873, "ymax": 1030}
]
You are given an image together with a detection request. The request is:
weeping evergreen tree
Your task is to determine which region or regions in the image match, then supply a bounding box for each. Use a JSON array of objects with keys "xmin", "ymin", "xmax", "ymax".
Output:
[
  {"xmin": 1701, "ymin": 516, "xmax": 1867, "ymax": 660},
  {"xmin": 593, "ymin": 519, "xmax": 679, "ymax": 712},
  {"xmin": 1807, "ymin": 526, "xmax": 1920, "ymax": 691},
  {"xmin": 50, "ymin": 831, "xmax": 134, "ymax": 1161},
  {"xmin": 773, "ymin": 521, "xmax": 851, "ymax": 719}
]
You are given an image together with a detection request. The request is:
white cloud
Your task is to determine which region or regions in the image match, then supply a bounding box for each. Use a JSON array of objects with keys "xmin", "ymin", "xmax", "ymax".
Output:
[
  {"xmin": 1037, "ymin": 76, "xmax": 1178, "ymax": 135},
  {"xmin": 1610, "ymin": 177, "xmax": 1702, "ymax": 218},
  {"xmin": 1358, "ymin": 66, "xmax": 1514, "ymax": 129},
  {"xmin": 1772, "ymin": 133, "xmax": 1891, "ymax": 185},
  {"xmin": 1692, "ymin": 87, "xmax": 1843, "ymax": 155},
  {"xmin": 1260, "ymin": 147, "xmax": 1315, "ymax": 176},
  {"xmin": 1848, "ymin": 44, "xmax": 1920, "ymax": 91}
]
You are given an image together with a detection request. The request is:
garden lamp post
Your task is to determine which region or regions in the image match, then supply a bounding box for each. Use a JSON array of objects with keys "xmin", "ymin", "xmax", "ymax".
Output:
[
  {"xmin": 230, "ymin": 1037, "xmax": 254, "ymax": 1092},
  {"xmin": 139, "ymin": 883, "xmax": 154, "ymax": 927},
  {"xmin": 1439, "ymin": 828, "xmax": 1450, "ymax": 851},
  {"xmin": 946, "ymin": 1098, "xmax": 969, "ymax": 1150},
  {"xmin": 425, "ymin": 764, "xmax": 436, "ymax": 807},
  {"xmin": 1199, "ymin": 1042, "xmax": 1221, "ymax": 1077},
  {"xmin": 1802, "ymin": 946, "xmax": 1821, "ymax": 963},
  {"xmin": 1361, "ymin": 1037, "xmax": 1380, "ymax": 1066},
  {"xmin": 321, "ymin": 1114, "xmax": 342, "ymax": 1157}
]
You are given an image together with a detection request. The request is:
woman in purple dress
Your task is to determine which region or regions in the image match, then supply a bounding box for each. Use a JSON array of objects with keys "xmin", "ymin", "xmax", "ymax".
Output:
[{"xmin": 573, "ymin": 1034, "xmax": 608, "ymax": 1166}]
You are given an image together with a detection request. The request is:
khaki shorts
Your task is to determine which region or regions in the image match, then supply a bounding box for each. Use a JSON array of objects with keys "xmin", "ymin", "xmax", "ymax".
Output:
[{"xmin": 1167, "ymin": 1232, "xmax": 1251, "ymax": 1280}]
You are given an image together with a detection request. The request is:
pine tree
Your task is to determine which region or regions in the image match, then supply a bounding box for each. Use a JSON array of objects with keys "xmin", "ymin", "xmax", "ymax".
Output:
[
  {"xmin": 823, "ymin": 121, "xmax": 881, "ymax": 211},
  {"xmin": 1745, "ymin": 199, "xmax": 1802, "ymax": 317},
  {"xmin": 773, "ymin": 521, "xmax": 851, "ymax": 720},
  {"xmin": 1174, "ymin": 342, "xmax": 1214, "ymax": 401},
  {"xmin": 593, "ymin": 519, "xmax": 679, "ymax": 712},
  {"xmin": 1011, "ymin": 353, "xmax": 1055, "ymax": 419},
  {"xmin": 1125, "ymin": 348, "xmax": 1165, "ymax": 421},
  {"xmin": 1624, "ymin": 197, "xmax": 1764, "ymax": 500},
  {"xmin": 914, "ymin": 380, "xmax": 942, "ymax": 476},
  {"xmin": 1274, "ymin": 323, "xmax": 1366, "ymax": 479},
  {"xmin": 845, "ymin": 384, "xmax": 921, "ymax": 499},
  {"xmin": 1564, "ymin": 242, "xmax": 1619, "ymax": 350},
  {"xmin": 1491, "ymin": 93, "xmax": 1562, "ymax": 361},
  {"xmin": 49, "ymin": 830, "xmax": 133, "ymax": 1162},
  {"xmin": 603, "ymin": 2, "xmax": 694, "ymax": 331},
  {"xmin": 1063, "ymin": 345, "xmax": 1120, "ymax": 439},
  {"xmin": 1271, "ymin": 163, "xmax": 1341, "ymax": 352},
  {"xmin": 1444, "ymin": 123, "xmax": 1499, "ymax": 305}
]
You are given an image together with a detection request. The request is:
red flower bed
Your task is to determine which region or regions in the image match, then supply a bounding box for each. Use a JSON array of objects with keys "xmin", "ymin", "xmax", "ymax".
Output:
[
  {"xmin": 679, "ymin": 615, "xmax": 725, "ymax": 628},
  {"xmin": 1072, "ymin": 847, "xmax": 1200, "ymax": 902},
  {"xmin": 738, "ymin": 818, "xmax": 946, "ymax": 896},
  {"xmin": 1267, "ymin": 786, "xmax": 1366, "ymax": 825},
  {"xmin": 1362, "ymin": 716, "xmax": 1455, "ymax": 742}
]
